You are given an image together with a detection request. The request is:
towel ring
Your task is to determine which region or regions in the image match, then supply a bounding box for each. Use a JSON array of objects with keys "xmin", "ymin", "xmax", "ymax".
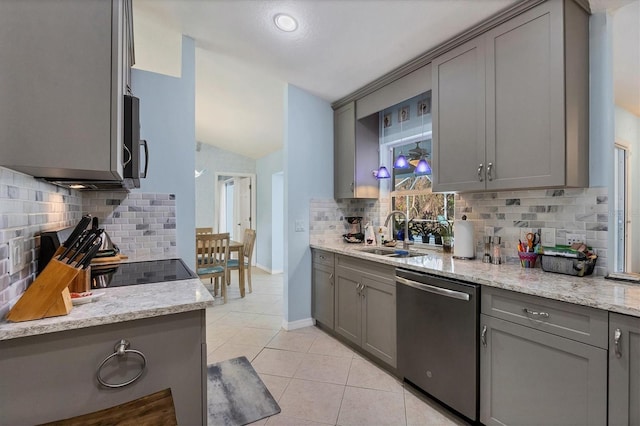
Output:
[{"xmin": 97, "ymin": 339, "xmax": 147, "ymax": 388}]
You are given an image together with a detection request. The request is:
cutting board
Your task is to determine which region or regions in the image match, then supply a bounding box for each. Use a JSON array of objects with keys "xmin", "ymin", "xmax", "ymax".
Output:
[{"xmin": 91, "ymin": 254, "xmax": 128, "ymax": 264}]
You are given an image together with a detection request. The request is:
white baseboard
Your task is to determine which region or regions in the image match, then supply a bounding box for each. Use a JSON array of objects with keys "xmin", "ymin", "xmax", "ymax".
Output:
[
  {"xmin": 282, "ymin": 317, "xmax": 315, "ymax": 331},
  {"xmin": 256, "ymin": 264, "xmax": 283, "ymax": 275}
]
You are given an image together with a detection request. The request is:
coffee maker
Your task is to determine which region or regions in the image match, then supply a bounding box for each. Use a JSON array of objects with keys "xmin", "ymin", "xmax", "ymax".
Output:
[{"xmin": 343, "ymin": 217, "xmax": 364, "ymax": 243}]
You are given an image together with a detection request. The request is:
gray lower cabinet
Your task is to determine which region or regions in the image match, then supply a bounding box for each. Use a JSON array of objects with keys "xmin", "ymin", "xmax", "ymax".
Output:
[
  {"xmin": 334, "ymin": 256, "xmax": 396, "ymax": 367},
  {"xmin": 609, "ymin": 312, "xmax": 640, "ymax": 426},
  {"xmin": 0, "ymin": 310, "xmax": 206, "ymax": 425},
  {"xmin": 312, "ymin": 250, "xmax": 335, "ymax": 328},
  {"xmin": 480, "ymin": 286, "xmax": 608, "ymax": 426}
]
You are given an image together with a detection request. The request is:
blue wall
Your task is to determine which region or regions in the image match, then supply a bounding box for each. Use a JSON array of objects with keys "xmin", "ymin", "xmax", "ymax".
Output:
[
  {"xmin": 284, "ymin": 85, "xmax": 333, "ymax": 324},
  {"xmin": 132, "ymin": 36, "xmax": 196, "ymax": 269},
  {"xmin": 256, "ymin": 149, "xmax": 283, "ymax": 272}
]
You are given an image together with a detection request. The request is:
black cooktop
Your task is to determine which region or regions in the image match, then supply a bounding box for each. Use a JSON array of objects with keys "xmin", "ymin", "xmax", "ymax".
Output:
[{"xmin": 91, "ymin": 258, "xmax": 197, "ymax": 289}]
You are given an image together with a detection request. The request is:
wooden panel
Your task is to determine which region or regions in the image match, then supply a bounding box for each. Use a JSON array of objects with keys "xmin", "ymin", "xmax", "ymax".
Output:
[
  {"xmin": 480, "ymin": 315, "xmax": 607, "ymax": 426},
  {"xmin": 432, "ymin": 37, "xmax": 486, "ymax": 192},
  {"xmin": 41, "ymin": 388, "xmax": 177, "ymax": 426},
  {"xmin": 481, "ymin": 286, "xmax": 608, "ymax": 348},
  {"xmin": 361, "ymin": 272, "xmax": 396, "ymax": 367},
  {"xmin": 334, "ymin": 102, "xmax": 356, "ymax": 199},
  {"xmin": 609, "ymin": 312, "xmax": 640, "ymax": 426},
  {"xmin": 334, "ymin": 266, "xmax": 362, "ymax": 346},
  {"xmin": 485, "ymin": 0, "xmax": 565, "ymax": 190}
]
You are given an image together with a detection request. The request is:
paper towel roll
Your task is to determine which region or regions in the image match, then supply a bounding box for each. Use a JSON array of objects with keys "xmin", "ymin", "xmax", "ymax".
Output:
[{"xmin": 454, "ymin": 219, "xmax": 475, "ymax": 259}]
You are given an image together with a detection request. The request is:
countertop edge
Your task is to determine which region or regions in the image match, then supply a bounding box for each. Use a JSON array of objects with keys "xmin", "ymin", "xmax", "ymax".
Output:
[
  {"xmin": 0, "ymin": 279, "xmax": 215, "ymax": 341},
  {"xmin": 311, "ymin": 243, "xmax": 640, "ymax": 318}
]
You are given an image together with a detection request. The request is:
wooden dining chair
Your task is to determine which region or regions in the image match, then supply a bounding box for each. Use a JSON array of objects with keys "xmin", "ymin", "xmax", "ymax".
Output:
[
  {"xmin": 195, "ymin": 232, "xmax": 230, "ymax": 303},
  {"xmin": 227, "ymin": 229, "xmax": 256, "ymax": 294},
  {"xmin": 196, "ymin": 227, "xmax": 213, "ymax": 235}
]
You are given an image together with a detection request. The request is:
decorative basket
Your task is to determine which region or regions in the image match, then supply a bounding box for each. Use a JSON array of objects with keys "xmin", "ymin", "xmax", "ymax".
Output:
[{"xmin": 518, "ymin": 251, "xmax": 539, "ymax": 268}]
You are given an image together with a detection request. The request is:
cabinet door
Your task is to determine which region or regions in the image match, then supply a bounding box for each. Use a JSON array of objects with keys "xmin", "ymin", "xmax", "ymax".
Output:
[
  {"xmin": 0, "ymin": 311, "xmax": 206, "ymax": 425},
  {"xmin": 334, "ymin": 102, "xmax": 357, "ymax": 199},
  {"xmin": 334, "ymin": 266, "xmax": 362, "ymax": 346},
  {"xmin": 431, "ymin": 37, "xmax": 486, "ymax": 192},
  {"xmin": 361, "ymin": 272, "xmax": 396, "ymax": 367},
  {"xmin": 312, "ymin": 263, "xmax": 335, "ymax": 329},
  {"xmin": 0, "ymin": 0, "xmax": 123, "ymax": 181},
  {"xmin": 480, "ymin": 314, "xmax": 607, "ymax": 426},
  {"xmin": 484, "ymin": 0, "xmax": 565, "ymax": 190},
  {"xmin": 609, "ymin": 313, "xmax": 640, "ymax": 426}
]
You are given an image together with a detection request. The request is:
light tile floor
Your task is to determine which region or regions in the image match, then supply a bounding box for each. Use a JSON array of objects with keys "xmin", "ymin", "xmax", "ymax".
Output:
[{"xmin": 205, "ymin": 268, "xmax": 467, "ymax": 426}]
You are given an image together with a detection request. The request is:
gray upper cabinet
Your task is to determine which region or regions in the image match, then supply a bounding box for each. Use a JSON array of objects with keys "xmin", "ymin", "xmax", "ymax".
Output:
[
  {"xmin": 431, "ymin": 37, "xmax": 486, "ymax": 192},
  {"xmin": 0, "ymin": 0, "xmax": 132, "ymax": 181},
  {"xmin": 334, "ymin": 102, "xmax": 379, "ymax": 199},
  {"xmin": 609, "ymin": 312, "xmax": 640, "ymax": 426},
  {"xmin": 432, "ymin": 0, "xmax": 589, "ymax": 192}
]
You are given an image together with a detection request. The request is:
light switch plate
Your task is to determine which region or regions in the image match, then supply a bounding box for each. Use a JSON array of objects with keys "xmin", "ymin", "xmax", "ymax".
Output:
[
  {"xmin": 540, "ymin": 228, "xmax": 556, "ymax": 247},
  {"xmin": 294, "ymin": 220, "xmax": 305, "ymax": 232},
  {"xmin": 8, "ymin": 236, "xmax": 24, "ymax": 275},
  {"xmin": 566, "ymin": 233, "xmax": 586, "ymax": 245}
]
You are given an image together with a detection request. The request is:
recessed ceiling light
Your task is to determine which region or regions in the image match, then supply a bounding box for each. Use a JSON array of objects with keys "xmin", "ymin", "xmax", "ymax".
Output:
[{"xmin": 274, "ymin": 13, "xmax": 298, "ymax": 32}]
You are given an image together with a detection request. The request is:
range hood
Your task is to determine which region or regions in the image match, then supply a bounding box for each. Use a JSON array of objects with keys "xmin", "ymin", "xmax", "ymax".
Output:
[{"xmin": 43, "ymin": 177, "xmax": 137, "ymax": 192}]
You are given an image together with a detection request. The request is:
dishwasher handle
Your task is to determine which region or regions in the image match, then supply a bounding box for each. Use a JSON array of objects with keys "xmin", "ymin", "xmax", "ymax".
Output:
[{"xmin": 396, "ymin": 276, "xmax": 471, "ymax": 301}]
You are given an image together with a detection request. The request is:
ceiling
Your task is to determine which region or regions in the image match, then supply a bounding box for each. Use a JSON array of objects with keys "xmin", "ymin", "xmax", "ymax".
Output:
[
  {"xmin": 134, "ymin": 0, "xmax": 519, "ymax": 159},
  {"xmin": 133, "ymin": 0, "xmax": 639, "ymax": 160}
]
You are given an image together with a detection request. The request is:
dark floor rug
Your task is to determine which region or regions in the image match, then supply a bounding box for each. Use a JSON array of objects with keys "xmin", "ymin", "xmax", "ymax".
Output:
[{"xmin": 207, "ymin": 356, "xmax": 281, "ymax": 426}]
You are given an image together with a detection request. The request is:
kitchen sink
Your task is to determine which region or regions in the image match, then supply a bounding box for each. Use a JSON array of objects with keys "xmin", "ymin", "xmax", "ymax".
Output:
[{"xmin": 357, "ymin": 247, "xmax": 425, "ymax": 258}]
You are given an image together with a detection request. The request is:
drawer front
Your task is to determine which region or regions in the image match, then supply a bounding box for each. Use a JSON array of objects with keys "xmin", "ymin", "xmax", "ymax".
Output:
[
  {"xmin": 313, "ymin": 249, "xmax": 334, "ymax": 267},
  {"xmin": 336, "ymin": 254, "xmax": 395, "ymax": 280},
  {"xmin": 481, "ymin": 287, "xmax": 608, "ymax": 348}
]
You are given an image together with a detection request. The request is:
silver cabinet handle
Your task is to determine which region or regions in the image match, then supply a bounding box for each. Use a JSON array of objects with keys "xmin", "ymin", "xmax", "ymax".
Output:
[
  {"xmin": 356, "ymin": 283, "xmax": 361, "ymax": 294},
  {"xmin": 614, "ymin": 328, "xmax": 622, "ymax": 358},
  {"xmin": 319, "ymin": 255, "xmax": 326, "ymax": 260},
  {"xmin": 481, "ymin": 325, "xmax": 487, "ymax": 347},
  {"xmin": 361, "ymin": 284, "xmax": 366, "ymax": 298},
  {"xmin": 97, "ymin": 339, "xmax": 147, "ymax": 388},
  {"xmin": 396, "ymin": 276, "xmax": 471, "ymax": 301},
  {"xmin": 487, "ymin": 162, "xmax": 493, "ymax": 181},
  {"xmin": 523, "ymin": 308, "xmax": 549, "ymax": 318},
  {"xmin": 477, "ymin": 163, "xmax": 484, "ymax": 182},
  {"xmin": 329, "ymin": 273, "xmax": 334, "ymax": 285},
  {"xmin": 350, "ymin": 182, "xmax": 354, "ymax": 193}
]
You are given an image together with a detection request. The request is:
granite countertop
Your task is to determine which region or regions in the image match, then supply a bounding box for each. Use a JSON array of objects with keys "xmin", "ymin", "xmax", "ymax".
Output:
[
  {"xmin": 0, "ymin": 278, "xmax": 214, "ymax": 341},
  {"xmin": 312, "ymin": 242, "xmax": 640, "ymax": 317}
]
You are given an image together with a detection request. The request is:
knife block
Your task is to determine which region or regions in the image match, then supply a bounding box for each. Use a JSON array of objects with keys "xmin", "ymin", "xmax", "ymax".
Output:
[
  {"xmin": 6, "ymin": 259, "xmax": 80, "ymax": 322},
  {"xmin": 68, "ymin": 267, "xmax": 91, "ymax": 293}
]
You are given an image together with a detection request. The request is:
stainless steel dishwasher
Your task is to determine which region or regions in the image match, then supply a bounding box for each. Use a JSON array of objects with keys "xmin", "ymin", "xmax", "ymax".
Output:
[{"xmin": 396, "ymin": 268, "xmax": 480, "ymax": 422}]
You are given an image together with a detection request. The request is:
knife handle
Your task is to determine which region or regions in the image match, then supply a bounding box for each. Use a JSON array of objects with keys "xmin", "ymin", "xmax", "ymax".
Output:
[
  {"xmin": 67, "ymin": 231, "xmax": 98, "ymax": 264},
  {"xmin": 80, "ymin": 239, "xmax": 103, "ymax": 269}
]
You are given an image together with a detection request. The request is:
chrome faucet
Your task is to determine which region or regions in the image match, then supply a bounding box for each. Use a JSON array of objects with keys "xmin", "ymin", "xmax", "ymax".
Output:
[{"xmin": 384, "ymin": 210, "xmax": 410, "ymax": 250}]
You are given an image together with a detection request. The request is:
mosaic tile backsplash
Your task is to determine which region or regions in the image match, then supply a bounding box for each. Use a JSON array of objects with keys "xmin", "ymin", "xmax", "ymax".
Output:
[
  {"xmin": 310, "ymin": 187, "xmax": 609, "ymax": 276},
  {"xmin": 309, "ymin": 198, "xmax": 390, "ymax": 245},
  {"xmin": 455, "ymin": 187, "xmax": 609, "ymax": 275},
  {"xmin": 82, "ymin": 192, "xmax": 177, "ymax": 260},
  {"xmin": 0, "ymin": 167, "xmax": 82, "ymax": 317}
]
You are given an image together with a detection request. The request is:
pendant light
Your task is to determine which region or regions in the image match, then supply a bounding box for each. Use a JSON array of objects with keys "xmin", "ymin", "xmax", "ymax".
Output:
[
  {"xmin": 375, "ymin": 165, "xmax": 391, "ymax": 179},
  {"xmin": 414, "ymin": 158, "xmax": 431, "ymax": 175},
  {"xmin": 394, "ymin": 152, "xmax": 409, "ymax": 169}
]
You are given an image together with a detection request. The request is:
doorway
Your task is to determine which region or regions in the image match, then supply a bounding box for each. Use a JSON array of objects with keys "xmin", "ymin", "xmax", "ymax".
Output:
[{"xmin": 215, "ymin": 173, "xmax": 256, "ymax": 252}]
